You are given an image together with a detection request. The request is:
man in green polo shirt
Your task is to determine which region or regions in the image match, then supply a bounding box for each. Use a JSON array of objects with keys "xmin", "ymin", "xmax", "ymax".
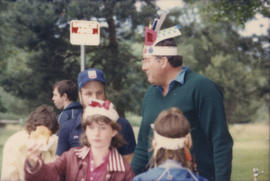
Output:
[{"xmin": 131, "ymin": 13, "xmax": 233, "ymax": 181}]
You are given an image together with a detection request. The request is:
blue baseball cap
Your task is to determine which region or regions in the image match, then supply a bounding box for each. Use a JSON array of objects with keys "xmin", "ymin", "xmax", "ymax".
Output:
[{"xmin": 77, "ymin": 68, "xmax": 105, "ymax": 90}]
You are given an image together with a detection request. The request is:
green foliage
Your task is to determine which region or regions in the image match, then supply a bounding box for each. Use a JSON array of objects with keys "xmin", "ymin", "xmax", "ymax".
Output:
[
  {"xmin": 0, "ymin": 0, "xmax": 268, "ymax": 123},
  {"xmin": 184, "ymin": 0, "xmax": 269, "ymax": 25},
  {"xmin": 0, "ymin": 0, "xmax": 157, "ymax": 115},
  {"xmin": 125, "ymin": 111, "xmax": 142, "ymax": 127},
  {"xmin": 203, "ymin": 54, "xmax": 262, "ymax": 123},
  {"xmin": 207, "ymin": 0, "xmax": 265, "ymax": 25},
  {"xmin": 175, "ymin": 5, "xmax": 268, "ymax": 122},
  {"xmin": 0, "ymin": 87, "xmax": 29, "ymax": 119}
]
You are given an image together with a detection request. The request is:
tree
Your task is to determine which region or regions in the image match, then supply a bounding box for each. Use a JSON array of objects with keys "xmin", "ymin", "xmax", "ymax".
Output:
[
  {"xmin": 0, "ymin": 0, "xmax": 157, "ymax": 116},
  {"xmin": 0, "ymin": 0, "xmax": 268, "ymax": 123},
  {"xmin": 257, "ymin": 30, "xmax": 270, "ymax": 122},
  {"xmin": 184, "ymin": 0, "xmax": 269, "ymax": 25},
  {"xmin": 167, "ymin": 3, "xmax": 268, "ymax": 123}
]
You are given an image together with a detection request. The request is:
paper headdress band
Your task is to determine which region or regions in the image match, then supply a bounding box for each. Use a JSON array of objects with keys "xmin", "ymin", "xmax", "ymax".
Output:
[
  {"xmin": 152, "ymin": 130, "xmax": 186, "ymax": 158},
  {"xmin": 154, "ymin": 130, "xmax": 186, "ymax": 150},
  {"xmin": 144, "ymin": 12, "xmax": 182, "ymax": 56},
  {"xmin": 143, "ymin": 46, "xmax": 178, "ymax": 56},
  {"xmin": 151, "ymin": 123, "xmax": 186, "ymax": 157}
]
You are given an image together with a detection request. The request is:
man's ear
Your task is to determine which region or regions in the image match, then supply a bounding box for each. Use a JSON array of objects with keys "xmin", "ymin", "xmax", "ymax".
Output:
[
  {"xmin": 78, "ymin": 91, "xmax": 83, "ymax": 104},
  {"xmin": 160, "ymin": 57, "xmax": 168, "ymax": 68},
  {"xmin": 63, "ymin": 93, "xmax": 68, "ymax": 100}
]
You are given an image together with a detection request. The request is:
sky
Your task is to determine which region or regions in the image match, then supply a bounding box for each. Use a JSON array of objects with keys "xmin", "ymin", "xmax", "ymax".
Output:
[
  {"xmin": 155, "ymin": 0, "xmax": 269, "ymax": 37},
  {"xmin": 238, "ymin": 14, "xmax": 269, "ymax": 37}
]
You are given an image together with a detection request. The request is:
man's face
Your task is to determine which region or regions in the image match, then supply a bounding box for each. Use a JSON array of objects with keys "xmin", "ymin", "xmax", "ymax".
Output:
[
  {"xmin": 52, "ymin": 88, "xmax": 65, "ymax": 110},
  {"xmin": 141, "ymin": 55, "xmax": 163, "ymax": 85},
  {"xmin": 79, "ymin": 81, "xmax": 106, "ymax": 108}
]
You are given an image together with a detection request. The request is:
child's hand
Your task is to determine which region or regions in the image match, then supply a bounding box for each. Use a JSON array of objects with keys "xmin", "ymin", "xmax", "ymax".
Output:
[{"xmin": 26, "ymin": 142, "xmax": 44, "ymax": 168}]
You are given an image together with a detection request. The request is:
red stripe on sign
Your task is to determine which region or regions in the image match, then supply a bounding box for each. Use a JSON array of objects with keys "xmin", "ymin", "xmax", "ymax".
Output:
[
  {"xmin": 92, "ymin": 28, "xmax": 98, "ymax": 34},
  {"xmin": 72, "ymin": 27, "xmax": 78, "ymax": 33}
]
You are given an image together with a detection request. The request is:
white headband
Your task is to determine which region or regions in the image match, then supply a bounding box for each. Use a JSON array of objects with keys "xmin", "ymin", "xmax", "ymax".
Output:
[
  {"xmin": 154, "ymin": 131, "xmax": 185, "ymax": 150},
  {"xmin": 143, "ymin": 46, "xmax": 178, "ymax": 56},
  {"xmin": 151, "ymin": 123, "xmax": 186, "ymax": 157}
]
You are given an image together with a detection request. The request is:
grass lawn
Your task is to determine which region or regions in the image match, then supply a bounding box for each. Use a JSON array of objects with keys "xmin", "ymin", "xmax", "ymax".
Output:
[
  {"xmin": 0, "ymin": 123, "xmax": 269, "ymax": 181},
  {"xmin": 133, "ymin": 123, "xmax": 269, "ymax": 181},
  {"xmin": 230, "ymin": 123, "xmax": 269, "ymax": 181}
]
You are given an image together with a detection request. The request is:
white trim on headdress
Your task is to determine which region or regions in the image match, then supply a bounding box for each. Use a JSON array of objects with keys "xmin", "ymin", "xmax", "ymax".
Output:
[
  {"xmin": 155, "ymin": 25, "xmax": 182, "ymax": 45},
  {"xmin": 155, "ymin": 12, "xmax": 168, "ymax": 31},
  {"xmin": 143, "ymin": 46, "xmax": 178, "ymax": 56}
]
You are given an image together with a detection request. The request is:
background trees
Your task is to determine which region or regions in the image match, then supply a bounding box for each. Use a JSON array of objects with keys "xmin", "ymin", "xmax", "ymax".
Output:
[
  {"xmin": 0, "ymin": 0, "xmax": 269, "ymax": 123},
  {"xmin": 0, "ymin": 0, "xmax": 157, "ymax": 116}
]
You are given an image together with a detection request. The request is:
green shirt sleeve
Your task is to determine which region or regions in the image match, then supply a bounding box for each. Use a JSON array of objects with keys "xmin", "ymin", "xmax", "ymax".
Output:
[
  {"xmin": 131, "ymin": 121, "xmax": 150, "ymax": 174},
  {"xmin": 131, "ymin": 90, "xmax": 152, "ymax": 175},
  {"xmin": 195, "ymin": 80, "xmax": 233, "ymax": 181}
]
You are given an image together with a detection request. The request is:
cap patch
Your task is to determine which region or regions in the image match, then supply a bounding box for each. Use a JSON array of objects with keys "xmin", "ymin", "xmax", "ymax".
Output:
[{"xmin": 88, "ymin": 70, "xmax": 97, "ymax": 79}]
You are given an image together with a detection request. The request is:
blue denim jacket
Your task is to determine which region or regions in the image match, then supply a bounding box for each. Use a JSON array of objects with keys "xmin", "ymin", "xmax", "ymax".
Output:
[{"xmin": 133, "ymin": 159, "xmax": 208, "ymax": 181}]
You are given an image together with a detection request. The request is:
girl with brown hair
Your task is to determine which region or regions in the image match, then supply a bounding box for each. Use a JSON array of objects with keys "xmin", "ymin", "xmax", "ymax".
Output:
[
  {"xmin": 24, "ymin": 99, "xmax": 134, "ymax": 181},
  {"xmin": 133, "ymin": 107, "xmax": 208, "ymax": 181}
]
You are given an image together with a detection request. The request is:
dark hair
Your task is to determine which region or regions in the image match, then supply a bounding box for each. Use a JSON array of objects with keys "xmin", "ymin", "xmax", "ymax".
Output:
[
  {"xmin": 150, "ymin": 107, "xmax": 190, "ymax": 168},
  {"xmin": 155, "ymin": 38, "xmax": 183, "ymax": 67},
  {"xmin": 25, "ymin": 104, "xmax": 59, "ymax": 134},
  {"xmin": 53, "ymin": 80, "xmax": 78, "ymax": 102},
  {"xmin": 80, "ymin": 115, "xmax": 126, "ymax": 148}
]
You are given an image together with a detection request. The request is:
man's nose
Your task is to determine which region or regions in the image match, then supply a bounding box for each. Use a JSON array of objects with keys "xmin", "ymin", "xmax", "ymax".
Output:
[{"xmin": 141, "ymin": 62, "xmax": 147, "ymax": 71}]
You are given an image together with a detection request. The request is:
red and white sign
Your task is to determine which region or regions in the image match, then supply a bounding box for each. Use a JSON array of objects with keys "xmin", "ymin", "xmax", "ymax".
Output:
[{"xmin": 70, "ymin": 20, "xmax": 100, "ymax": 45}]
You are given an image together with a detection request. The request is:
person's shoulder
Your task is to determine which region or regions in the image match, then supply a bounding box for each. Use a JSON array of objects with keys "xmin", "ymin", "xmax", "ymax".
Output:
[
  {"xmin": 62, "ymin": 146, "xmax": 84, "ymax": 156},
  {"xmin": 65, "ymin": 102, "xmax": 83, "ymax": 110},
  {"xmin": 3, "ymin": 130, "xmax": 29, "ymax": 151},
  {"xmin": 69, "ymin": 146, "xmax": 83, "ymax": 152},
  {"xmin": 63, "ymin": 112, "xmax": 82, "ymax": 126},
  {"xmin": 186, "ymin": 70, "xmax": 222, "ymax": 92},
  {"xmin": 110, "ymin": 148, "xmax": 131, "ymax": 169},
  {"xmin": 186, "ymin": 70, "xmax": 214, "ymax": 85},
  {"xmin": 59, "ymin": 111, "xmax": 70, "ymax": 121},
  {"xmin": 61, "ymin": 103, "xmax": 82, "ymax": 120},
  {"xmin": 143, "ymin": 85, "xmax": 158, "ymax": 100},
  {"xmin": 145, "ymin": 85, "xmax": 156, "ymax": 92},
  {"xmin": 5, "ymin": 130, "xmax": 28, "ymax": 143},
  {"xmin": 117, "ymin": 117, "xmax": 132, "ymax": 127},
  {"xmin": 133, "ymin": 167, "xmax": 164, "ymax": 181}
]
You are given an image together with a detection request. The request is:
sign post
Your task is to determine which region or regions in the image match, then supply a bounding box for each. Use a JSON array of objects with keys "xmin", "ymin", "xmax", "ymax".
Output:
[
  {"xmin": 80, "ymin": 45, "xmax": 85, "ymax": 72},
  {"xmin": 70, "ymin": 20, "xmax": 100, "ymax": 71}
]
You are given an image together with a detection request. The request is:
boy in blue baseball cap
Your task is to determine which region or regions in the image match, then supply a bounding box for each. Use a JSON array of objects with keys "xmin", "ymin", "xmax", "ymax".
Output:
[{"xmin": 71, "ymin": 68, "xmax": 136, "ymax": 163}]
